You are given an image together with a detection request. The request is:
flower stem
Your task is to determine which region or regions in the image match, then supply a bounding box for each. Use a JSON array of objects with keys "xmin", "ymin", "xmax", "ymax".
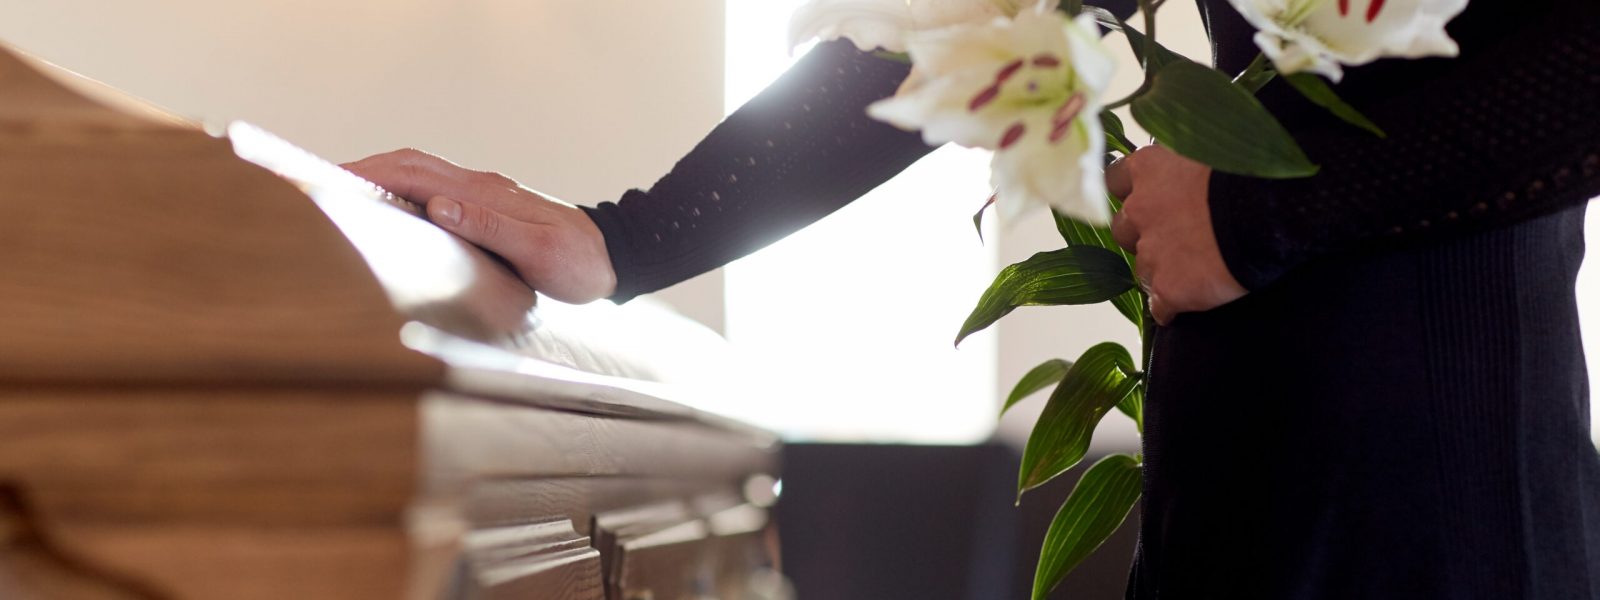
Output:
[
  {"xmin": 1133, "ymin": 300, "xmax": 1153, "ymax": 434},
  {"xmin": 1140, "ymin": 0, "xmax": 1157, "ymax": 68},
  {"xmin": 1102, "ymin": 0, "xmax": 1160, "ymax": 111},
  {"xmin": 1234, "ymin": 52, "xmax": 1277, "ymax": 93}
]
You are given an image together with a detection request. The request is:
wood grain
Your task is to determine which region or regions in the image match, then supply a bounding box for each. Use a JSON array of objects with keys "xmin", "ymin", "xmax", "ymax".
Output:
[
  {"xmin": 0, "ymin": 38, "xmax": 784, "ymax": 600},
  {"xmin": 0, "ymin": 389, "xmax": 420, "ymax": 599},
  {"xmin": 49, "ymin": 524, "xmax": 410, "ymax": 600},
  {"xmin": 456, "ymin": 519, "xmax": 603, "ymax": 600},
  {"xmin": 422, "ymin": 392, "xmax": 779, "ymax": 493},
  {"xmin": 0, "ymin": 390, "xmax": 420, "ymax": 525},
  {"xmin": 0, "ymin": 46, "xmax": 443, "ymax": 387}
]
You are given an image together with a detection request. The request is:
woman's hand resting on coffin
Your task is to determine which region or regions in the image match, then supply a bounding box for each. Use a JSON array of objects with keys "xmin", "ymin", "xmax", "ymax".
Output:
[{"xmin": 343, "ymin": 149, "xmax": 617, "ymax": 303}]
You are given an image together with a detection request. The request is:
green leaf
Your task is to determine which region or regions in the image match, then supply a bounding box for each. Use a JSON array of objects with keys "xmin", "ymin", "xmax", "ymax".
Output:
[
  {"xmin": 1115, "ymin": 381, "xmax": 1144, "ymax": 433},
  {"xmin": 872, "ymin": 50, "xmax": 911, "ymax": 64},
  {"xmin": 1079, "ymin": 4, "xmax": 1122, "ymax": 30},
  {"xmin": 1003, "ymin": 359, "xmax": 1073, "ymax": 416},
  {"xmin": 1051, "ymin": 206, "xmax": 1144, "ymax": 330},
  {"xmin": 973, "ymin": 193, "xmax": 996, "ymax": 243},
  {"xmin": 956, "ymin": 247, "xmax": 1135, "ymax": 347},
  {"xmin": 1233, "ymin": 54, "xmax": 1278, "ymax": 94},
  {"xmin": 1031, "ymin": 454, "xmax": 1143, "ymax": 600},
  {"xmin": 1099, "ymin": 111, "xmax": 1136, "ymax": 156},
  {"xmin": 1284, "ymin": 72, "xmax": 1387, "ymax": 138},
  {"xmin": 1018, "ymin": 343, "xmax": 1137, "ymax": 496},
  {"xmin": 1131, "ymin": 61, "xmax": 1319, "ymax": 179},
  {"xmin": 1051, "ymin": 208, "xmax": 1127, "ymax": 261}
]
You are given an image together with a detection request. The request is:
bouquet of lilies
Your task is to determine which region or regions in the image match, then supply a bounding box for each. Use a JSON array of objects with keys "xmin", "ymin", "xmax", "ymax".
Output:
[{"xmin": 789, "ymin": 0, "xmax": 1467, "ymax": 597}]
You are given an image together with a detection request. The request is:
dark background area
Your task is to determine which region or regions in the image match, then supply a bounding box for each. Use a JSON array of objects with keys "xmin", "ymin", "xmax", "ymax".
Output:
[{"xmin": 777, "ymin": 443, "xmax": 1140, "ymax": 600}]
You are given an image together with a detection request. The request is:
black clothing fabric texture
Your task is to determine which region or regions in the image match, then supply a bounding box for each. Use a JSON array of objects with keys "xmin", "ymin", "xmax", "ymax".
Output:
[
  {"xmin": 1205, "ymin": 0, "xmax": 1600, "ymax": 291},
  {"xmin": 1133, "ymin": 1, "xmax": 1600, "ymax": 598},
  {"xmin": 581, "ymin": 40, "xmax": 935, "ymax": 302},
  {"xmin": 584, "ymin": 0, "xmax": 1600, "ymax": 597}
]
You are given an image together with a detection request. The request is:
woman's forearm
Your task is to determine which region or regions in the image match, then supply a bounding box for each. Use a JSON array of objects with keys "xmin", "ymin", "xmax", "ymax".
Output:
[{"xmin": 585, "ymin": 40, "xmax": 937, "ymax": 302}]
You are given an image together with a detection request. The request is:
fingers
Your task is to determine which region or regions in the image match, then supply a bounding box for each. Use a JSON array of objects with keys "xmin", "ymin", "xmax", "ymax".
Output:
[
  {"xmin": 428, "ymin": 196, "xmax": 525, "ymax": 261},
  {"xmin": 1108, "ymin": 154, "xmax": 1140, "ymax": 252},
  {"xmin": 1111, "ymin": 209, "xmax": 1139, "ymax": 253},
  {"xmin": 1135, "ymin": 250, "xmax": 1175, "ymax": 326},
  {"xmin": 1105, "ymin": 156, "xmax": 1132, "ymax": 199},
  {"xmin": 343, "ymin": 149, "xmax": 477, "ymax": 204}
]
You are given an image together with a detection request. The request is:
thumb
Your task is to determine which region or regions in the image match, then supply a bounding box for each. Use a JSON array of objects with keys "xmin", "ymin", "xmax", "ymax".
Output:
[{"xmin": 428, "ymin": 196, "xmax": 516, "ymax": 255}]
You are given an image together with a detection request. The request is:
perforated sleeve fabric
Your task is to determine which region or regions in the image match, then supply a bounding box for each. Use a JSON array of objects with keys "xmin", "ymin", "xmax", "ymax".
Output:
[
  {"xmin": 1206, "ymin": 0, "xmax": 1600, "ymax": 291},
  {"xmin": 582, "ymin": 40, "xmax": 935, "ymax": 302}
]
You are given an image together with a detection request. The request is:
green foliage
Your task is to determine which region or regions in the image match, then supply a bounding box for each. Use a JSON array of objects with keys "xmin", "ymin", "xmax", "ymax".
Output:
[
  {"xmin": 1100, "ymin": 110, "xmax": 1136, "ymax": 156},
  {"xmin": 871, "ymin": 50, "xmax": 911, "ymax": 64},
  {"xmin": 1233, "ymin": 53, "xmax": 1278, "ymax": 94},
  {"xmin": 1051, "ymin": 204, "xmax": 1144, "ymax": 330},
  {"xmin": 969, "ymin": 8, "xmax": 1340, "ymax": 600},
  {"xmin": 1003, "ymin": 359, "xmax": 1074, "ymax": 416},
  {"xmin": 1284, "ymin": 72, "xmax": 1387, "ymax": 138},
  {"xmin": 1115, "ymin": 382, "xmax": 1144, "ymax": 433},
  {"xmin": 955, "ymin": 247, "xmax": 1136, "ymax": 347},
  {"xmin": 1032, "ymin": 454, "xmax": 1143, "ymax": 600},
  {"xmin": 1132, "ymin": 61, "xmax": 1319, "ymax": 178},
  {"xmin": 972, "ymin": 194, "xmax": 997, "ymax": 243},
  {"xmin": 1018, "ymin": 343, "xmax": 1137, "ymax": 496}
]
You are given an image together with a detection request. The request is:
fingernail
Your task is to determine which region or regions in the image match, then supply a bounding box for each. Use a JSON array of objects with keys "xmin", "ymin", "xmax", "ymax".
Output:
[{"xmin": 430, "ymin": 197, "xmax": 461, "ymax": 226}]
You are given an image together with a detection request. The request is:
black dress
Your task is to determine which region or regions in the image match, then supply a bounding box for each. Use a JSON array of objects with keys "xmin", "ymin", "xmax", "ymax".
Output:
[{"xmin": 583, "ymin": 0, "xmax": 1600, "ymax": 597}]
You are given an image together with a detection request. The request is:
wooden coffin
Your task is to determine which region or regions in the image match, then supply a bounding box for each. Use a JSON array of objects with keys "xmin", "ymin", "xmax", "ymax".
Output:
[{"xmin": 0, "ymin": 42, "xmax": 784, "ymax": 600}]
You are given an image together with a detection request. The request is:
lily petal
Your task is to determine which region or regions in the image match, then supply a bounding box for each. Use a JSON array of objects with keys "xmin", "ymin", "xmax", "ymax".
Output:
[
  {"xmin": 789, "ymin": 0, "xmax": 915, "ymax": 52},
  {"xmin": 993, "ymin": 113, "xmax": 1109, "ymax": 224},
  {"xmin": 1228, "ymin": 0, "xmax": 1466, "ymax": 82}
]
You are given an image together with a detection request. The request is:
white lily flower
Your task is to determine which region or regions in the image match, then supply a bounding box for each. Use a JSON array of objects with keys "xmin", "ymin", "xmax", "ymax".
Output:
[
  {"xmin": 867, "ymin": 10, "xmax": 1115, "ymax": 224},
  {"xmin": 788, "ymin": 0, "xmax": 1047, "ymax": 53},
  {"xmin": 1229, "ymin": 0, "xmax": 1468, "ymax": 82}
]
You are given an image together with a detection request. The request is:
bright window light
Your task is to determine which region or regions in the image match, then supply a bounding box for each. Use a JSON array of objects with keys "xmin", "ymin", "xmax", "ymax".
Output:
[{"xmin": 723, "ymin": 0, "xmax": 998, "ymax": 443}]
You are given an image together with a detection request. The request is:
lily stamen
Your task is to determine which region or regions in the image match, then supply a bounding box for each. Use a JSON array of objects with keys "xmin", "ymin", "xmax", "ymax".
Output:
[
  {"xmin": 996, "ymin": 59, "xmax": 1025, "ymax": 82},
  {"xmin": 1000, "ymin": 122, "xmax": 1026, "ymax": 149},
  {"xmin": 969, "ymin": 84, "xmax": 1002, "ymax": 111},
  {"xmin": 1049, "ymin": 93, "xmax": 1087, "ymax": 144},
  {"xmin": 1366, "ymin": 0, "xmax": 1387, "ymax": 22}
]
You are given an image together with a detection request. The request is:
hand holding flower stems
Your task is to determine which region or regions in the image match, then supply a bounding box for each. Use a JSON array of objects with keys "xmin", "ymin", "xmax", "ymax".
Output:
[
  {"xmin": 1106, "ymin": 146, "xmax": 1247, "ymax": 325},
  {"xmin": 790, "ymin": 0, "xmax": 1469, "ymax": 596}
]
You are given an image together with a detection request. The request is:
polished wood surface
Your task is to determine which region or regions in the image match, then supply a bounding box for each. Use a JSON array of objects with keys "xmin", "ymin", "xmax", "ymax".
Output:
[
  {"xmin": 0, "ymin": 41, "xmax": 782, "ymax": 600},
  {"xmin": 0, "ymin": 51, "xmax": 440, "ymax": 387}
]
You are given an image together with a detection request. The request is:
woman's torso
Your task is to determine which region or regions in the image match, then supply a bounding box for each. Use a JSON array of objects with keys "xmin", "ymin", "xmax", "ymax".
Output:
[{"xmin": 1129, "ymin": 2, "xmax": 1600, "ymax": 598}]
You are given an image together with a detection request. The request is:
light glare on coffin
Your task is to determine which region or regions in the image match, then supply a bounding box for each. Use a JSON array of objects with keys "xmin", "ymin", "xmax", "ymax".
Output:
[{"xmin": 227, "ymin": 121, "xmax": 474, "ymax": 307}]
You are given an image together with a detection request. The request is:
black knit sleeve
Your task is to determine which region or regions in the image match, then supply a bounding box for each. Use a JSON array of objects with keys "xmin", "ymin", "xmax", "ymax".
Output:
[
  {"xmin": 1207, "ymin": 0, "xmax": 1600, "ymax": 291},
  {"xmin": 583, "ymin": 40, "xmax": 935, "ymax": 302}
]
